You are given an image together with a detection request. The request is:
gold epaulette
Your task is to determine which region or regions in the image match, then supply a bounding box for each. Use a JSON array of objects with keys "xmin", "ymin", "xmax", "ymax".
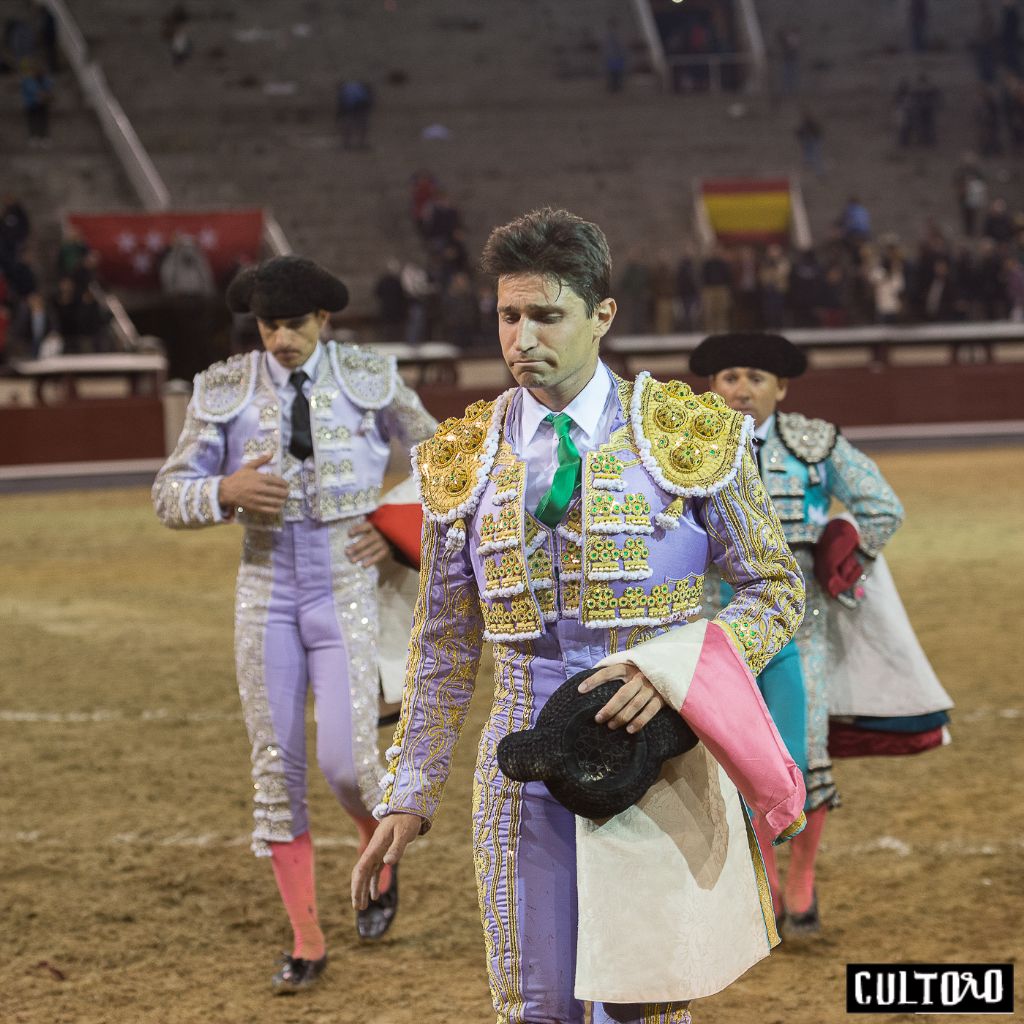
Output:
[
  {"xmin": 776, "ymin": 411, "xmax": 838, "ymax": 464},
  {"xmin": 193, "ymin": 351, "xmax": 259, "ymax": 422},
  {"xmin": 630, "ymin": 371, "xmax": 751, "ymax": 496},
  {"xmin": 414, "ymin": 390, "xmax": 513, "ymax": 522}
]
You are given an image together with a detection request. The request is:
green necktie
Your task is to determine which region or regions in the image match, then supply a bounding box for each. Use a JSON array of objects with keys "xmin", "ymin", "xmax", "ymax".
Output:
[{"xmin": 534, "ymin": 412, "xmax": 582, "ymax": 527}]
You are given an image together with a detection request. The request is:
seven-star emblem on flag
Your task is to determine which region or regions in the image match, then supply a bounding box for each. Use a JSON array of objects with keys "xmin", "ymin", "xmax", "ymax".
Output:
[
  {"xmin": 117, "ymin": 232, "xmax": 137, "ymax": 253},
  {"xmin": 198, "ymin": 227, "xmax": 219, "ymax": 250}
]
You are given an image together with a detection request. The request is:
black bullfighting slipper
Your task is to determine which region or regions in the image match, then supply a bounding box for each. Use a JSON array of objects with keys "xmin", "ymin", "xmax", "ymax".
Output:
[
  {"xmin": 356, "ymin": 864, "xmax": 399, "ymax": 940},
  {"xmin": 271, "ymin": 952, "xmax": 328, "ymax": 994},
  {"xmin": 783, "ymin": 891, "xmax": 821, "ymax": 938}
]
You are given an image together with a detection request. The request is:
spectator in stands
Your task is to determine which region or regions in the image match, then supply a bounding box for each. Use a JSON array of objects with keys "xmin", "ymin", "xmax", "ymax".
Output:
[
  {"xmin": 439, "ymin": 270, "xmax": 479, "ymax": 349},
  {"xmin": 796, "ymin": 110, "xmax": 824, "ymax": 177},
  {"xmin": 36, "ymin": 2, "xmax": 57, "ymax": 73},
  {"xmin": 975, "ymin": 237, "xmax": 1009, "ymax": 317},
  {"xmin": 161, "ymin": 5, "xmax": 193, "ymax": 66},
  {"xmin": 701, "ymin": 244, "xmax": 733, "ymax": 331},
  {"xmin": 1000, "ymin": 0, "xmax": 1022, "ymax": 73},
  {"xmin": 909, "ymin": 0, "xmax": 930, "ymax": 53},
  {"xmin": 617, "ymin": 247, "xmax": 652, "ymax": 333},
  {"xmin": 374, "ymin": 260, "xmax": 407, "ymax": 341},
  {"xmin": 840, "ymin": 196, "xmax": 872, "ymax": 246},
  {"xmin": 977, "ymin": 82, "xmax": 1005, "ymax": 154},
  {"xmin": 973, "ymin": 1, "xmax": 1000, "ymax": 83},
  {"xmin": 982, "ymin": 196, "xmax": 1016, "ymax": 242},
  {"xmin": 865, "ymin": 243, "xmax": 906, "ymax": 324},
  {"xmin": 20, "ymin": 59, "xmax": 53, "ymax": 147},
  {"xmin": 818, "ymin": 264, "xmax": 849, "ymax": 326},
  {"xmin": 922, "ymin": 257, "xmax": 965, "ymax": 321},
  {"xmin": 759, "ymin": 244, "xmax": 790, "ymax": 329},
  {"xmin": 732, "ymin": 246, "xmax": 760, "ymax": 330},
  {"xmin": 604, "ymin": 17, "xmax": 627, "ymax": 93},
  {"xmin": 400, "ymin": 258, "xmax": 434, "ymax": 344},
  {"xmin": 650, "ymin": 251, "xmax": 676, "ymax": 334},
  {"xmin": 4, "ymin": 2, "xmax": 38, "ymax": 67},
  {"xmin": 159, "ymin": 234, "xmax": 216, "ymax": 296},
  {"xmin": 674, "ymin": 245, "xmax": 701, "ymax": 331},
  {"xmin": 52, "ymin": 275, "xmax": 82, "ymax": 341},
  {"xmin": 777, "ymin": 27, "xmax": 801, "ymax": 96},
  {"xmin": 56, "ymin": 226, "xmax": 98, "ymax": 286},
  {"xmin": 954, "ymin": 153, "xmax": 989, "ymax": 236},
  {"xmin": 787, "ymin": 248, "xmax": 824, "ymax": 327},
  {"xmin": 336, "ymin": 78, "xmax": 375, "ymax": 150},
  {"xmin": 1005, "ymin": 253, "xmax": 1024, "ymax": 318},
  {"xmin": 421, "ymin": 192, "xmax": 461, "ymax": 253},
  {"xmin": 1003, "ymin": 73, "xmax": 1024, "ymax": 149},
  {"xmin": 409, "ymin": 169, "xmax": 438, "ymax": 232},
  {"xmin": 0, "ymin": 196, "xmax": 31, "ymax": 262},
  {"xmin": 73, "ymin": 285, "xmax": 113, "ymax": 352},
  {"xmin": 8, "ymin": 290, "xmax": 58, "ymax": 359}
]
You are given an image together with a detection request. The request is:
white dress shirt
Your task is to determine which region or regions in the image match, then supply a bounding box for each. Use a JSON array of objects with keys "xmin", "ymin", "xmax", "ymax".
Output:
[
  {"xmin": 513, "ymin": 360, "xmax": 618, "ymax": 513},
  {"xmin": 265, "ymin": 343, "xmax": 322, "ymax": 456}
]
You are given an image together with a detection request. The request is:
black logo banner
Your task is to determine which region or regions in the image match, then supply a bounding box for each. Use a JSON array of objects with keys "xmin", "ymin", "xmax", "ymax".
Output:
[{"xmin": 847, "ymin": 964, "xmax": 1013, "ymax": 1014}]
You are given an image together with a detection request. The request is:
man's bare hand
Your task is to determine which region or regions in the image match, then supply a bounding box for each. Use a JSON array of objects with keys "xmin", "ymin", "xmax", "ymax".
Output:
[
  {"xmin": 346, "ymin": 521, "xmax": 390, "ymax": 568},
  {"xmin": 578, "ymin": 663, "xmax": 666, "ymax": 734},
  {"xmin": 218, "ymin": 453, "xmax": 289, "ymax": 514},
  {"xmin": 351, "ymin": 813, "xmax": 422, "ymax": 909}
]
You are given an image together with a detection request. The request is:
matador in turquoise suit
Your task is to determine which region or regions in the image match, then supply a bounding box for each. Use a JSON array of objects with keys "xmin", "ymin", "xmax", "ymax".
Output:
[
  {"xmin": 690, "ymin": 331, "xmax": 917, "ymax": 938},
  {"xmin": 354, "ymin": 210, "xmax": 807, "ymax": 1024}
]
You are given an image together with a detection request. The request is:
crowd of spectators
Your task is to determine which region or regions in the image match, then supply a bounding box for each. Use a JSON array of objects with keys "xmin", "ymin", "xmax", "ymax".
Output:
[
  {"xmin": 605, "ymin": 196, "xmax": 1024, "ymax": 336},
  {"xmin": 371, "ymin": 179, "xmax": 1024, "ymax": 346},
  {"xmin": 371, "ymin": 170, "xmax": 495, "ymax": 349},
  {"xmin": 0, "ymin": 198, "xmax": 112, "ymax": 364}
]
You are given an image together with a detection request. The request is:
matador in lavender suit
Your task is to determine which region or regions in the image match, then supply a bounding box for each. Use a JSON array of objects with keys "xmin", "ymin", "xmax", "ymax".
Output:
[
  {"xmin": 353, "ymin": 210, "xmax": 807, "ymax": 1024},
  {"xmin": 153, "ymin": 256, "xmax": 436, "ymax": 993}
]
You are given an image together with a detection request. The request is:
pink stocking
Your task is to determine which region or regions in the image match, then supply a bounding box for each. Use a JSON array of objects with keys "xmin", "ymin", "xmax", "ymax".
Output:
[
  {"xmin": 269, "ymin": 831, "xmax": 325, "ymax": 960},
  {"xmin": 783, "ymin": 805, "xmax": 828, "ymax": 915}
]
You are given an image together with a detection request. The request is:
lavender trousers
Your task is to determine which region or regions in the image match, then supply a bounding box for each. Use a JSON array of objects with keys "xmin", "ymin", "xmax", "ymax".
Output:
[
  {"xmin": 235, "ymin": 516, "xmax": 383, "ymax": 854},
  {"xmin": 473, "ymin": 623, "xmax": 690, "ymax": 1024}
]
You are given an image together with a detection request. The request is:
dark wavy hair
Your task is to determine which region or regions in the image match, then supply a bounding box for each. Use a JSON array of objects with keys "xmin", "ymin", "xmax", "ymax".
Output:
[{"xmin": 479, "ymin": 207, "xmax": 612, "ymax": 315}]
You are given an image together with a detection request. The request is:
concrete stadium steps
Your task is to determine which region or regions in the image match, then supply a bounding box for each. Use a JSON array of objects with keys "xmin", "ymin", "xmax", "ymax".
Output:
[
  {"xmin": 58, "ymin": 1, "xmax": 1022, "ymax": 313},
  {"xmin": 1, "ymin": 62, "xmax": 135, "ymax": 279}
]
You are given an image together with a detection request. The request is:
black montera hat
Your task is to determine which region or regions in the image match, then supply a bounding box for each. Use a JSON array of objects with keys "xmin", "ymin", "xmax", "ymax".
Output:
[
  {"xmin": 226, "ymin": 255, "xmax": 349, "ymax": 320},
  {"xmin": 496, "ymin": 669, "xmax": 698, "ymax": 820},
  {"xmin": 689, "ymin": 332, "xmax": 808, "ymax": 379}
]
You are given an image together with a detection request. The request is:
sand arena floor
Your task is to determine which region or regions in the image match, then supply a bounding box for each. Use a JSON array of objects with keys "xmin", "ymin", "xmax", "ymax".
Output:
[{"xmin": 1, "ymin": 447, "xmax": 1022, "ymax": 1024}]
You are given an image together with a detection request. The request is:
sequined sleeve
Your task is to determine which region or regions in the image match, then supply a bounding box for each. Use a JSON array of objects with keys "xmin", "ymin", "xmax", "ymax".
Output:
[
  {"xmin": 379, "ymin": 373, "xmax": 438, "ymax": 449},
  {"xmin": 152, "ymin": 401, "xmax": 228, "ymax": 529},
  {"xmin": 374, "ymin": 516, "xmax": 484, "ymax": 828},
  {"xmin": 825, "ymin": 435, "xmax": 903, "ymax": 558},
  {"xmin": 700, "ymin": 448, "xmax": 805, "ymax": 675}
]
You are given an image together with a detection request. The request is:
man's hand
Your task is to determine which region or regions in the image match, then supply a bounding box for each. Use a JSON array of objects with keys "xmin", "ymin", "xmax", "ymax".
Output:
[
  {"xmin": 578, "ymin": 663, "xmax": 666, "ymax": 734},
  {"xmin": 218, "ymin": 452, "xmax": 289, "ymax": 514},
  {"xmin": 346, "ymin": 521, "xmax": 390, "ymax": 568},
  {"xmin": 351, "ymin": 813, "xmax": 422, "ymax": 909}
]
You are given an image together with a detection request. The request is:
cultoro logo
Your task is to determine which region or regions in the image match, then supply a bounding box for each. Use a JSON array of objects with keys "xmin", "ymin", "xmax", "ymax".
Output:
[{"xmin": 846, "ymin": 964, "xmax": 1013, "ymax": 1014}]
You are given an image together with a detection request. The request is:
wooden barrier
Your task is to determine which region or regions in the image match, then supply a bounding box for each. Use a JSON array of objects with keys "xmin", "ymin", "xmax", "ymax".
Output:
[{"xmin": 0, "ymin": 399, "xmax": 166, "ymax": 465}]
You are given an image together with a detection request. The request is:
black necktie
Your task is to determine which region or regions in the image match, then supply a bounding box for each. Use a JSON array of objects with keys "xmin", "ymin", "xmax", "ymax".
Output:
[{"xmin": 289, "ymin": 370, "xmax": 313, "ymax": 461}]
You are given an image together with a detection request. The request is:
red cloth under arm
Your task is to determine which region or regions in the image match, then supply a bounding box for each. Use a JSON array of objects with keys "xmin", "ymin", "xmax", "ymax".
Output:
[
  {"xmin": 814, "ymin": 517, "xmax": 863, "ymax": 598},
  {"xmin": 368, "ymin": 502, "xmax": 424, "ymax": 569}
]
